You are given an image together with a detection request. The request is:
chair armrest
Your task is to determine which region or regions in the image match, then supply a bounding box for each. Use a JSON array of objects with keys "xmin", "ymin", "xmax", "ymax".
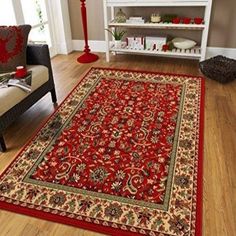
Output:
[{"xmin": 26, "ymin": 44, "xmax": 55, "ymax": 88}]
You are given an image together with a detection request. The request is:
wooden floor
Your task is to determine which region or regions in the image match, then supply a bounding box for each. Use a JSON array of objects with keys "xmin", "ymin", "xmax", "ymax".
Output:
[{"xmin": 0, "ymin": 52, "xmax": 235, "ymax": 236}]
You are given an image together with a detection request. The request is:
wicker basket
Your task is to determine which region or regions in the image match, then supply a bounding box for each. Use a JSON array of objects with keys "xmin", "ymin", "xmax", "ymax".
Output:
[{"xmin": 199, "ymin": 55, "xmax": 236, "ymax": 83}]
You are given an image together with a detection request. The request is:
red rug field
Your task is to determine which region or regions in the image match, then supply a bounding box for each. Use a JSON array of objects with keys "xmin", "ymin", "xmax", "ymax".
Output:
[{"xmin": 0, "ymin": 67, "xmax": 204, "ymax": 235}]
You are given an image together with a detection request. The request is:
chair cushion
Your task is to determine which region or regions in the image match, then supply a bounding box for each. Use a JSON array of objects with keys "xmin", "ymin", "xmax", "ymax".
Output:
[
  {"xmin": 0, "ymin": 65, "xmax": 49, "ymax": 116},
  {"xmin": 0, "ymin": 25, "xmax": 31, "ymax": 73}
]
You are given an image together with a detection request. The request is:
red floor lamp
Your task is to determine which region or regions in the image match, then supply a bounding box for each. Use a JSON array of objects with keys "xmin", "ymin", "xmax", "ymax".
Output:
[{"xmin": 77, "ymin": 0, "xmax": 99, "ymax": 63}]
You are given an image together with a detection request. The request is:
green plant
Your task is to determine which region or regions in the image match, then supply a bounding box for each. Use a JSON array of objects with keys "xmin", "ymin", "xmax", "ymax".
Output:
[
  {"xmin": 105, "ymin": 28, "xmax": 126, "ymax": 40},
  {"xmin": 35, "ymin": 0, "xmax": 45, "ymax": 32},
  {"xmin": 162, "ymin": 14, "xmax": 178, "ymax": 23}
]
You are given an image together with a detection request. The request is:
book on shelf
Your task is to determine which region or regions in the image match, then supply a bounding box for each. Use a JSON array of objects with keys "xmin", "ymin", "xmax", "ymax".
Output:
[
  {"xmin": 145, "ymin": 36, "xmax": 167, "ymax": 50},
  {"xmin": 124, "ymin": 36, "xmax": 167, "ymax": 51},
  {"xmin": 0, "ymin": 71, "xmax": 32, "ymax": 93},
  {"xmin": 126, "ymin": 36, "xmax": 145, "ymax": 50},
  {"xmin": 126, "ymin": 16, "xmax": 145, "ymax": 24}
]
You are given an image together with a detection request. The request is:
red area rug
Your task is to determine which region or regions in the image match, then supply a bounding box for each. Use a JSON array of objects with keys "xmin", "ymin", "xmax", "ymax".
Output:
[{"xmin": 0, "ymin": 67, "xmax": 204, "ymax": 236}]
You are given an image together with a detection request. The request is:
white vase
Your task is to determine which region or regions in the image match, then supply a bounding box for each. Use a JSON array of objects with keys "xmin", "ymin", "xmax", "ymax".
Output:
[{"xmin": 114, "ymin": 40, "xmax": 122, "ymax": 49}]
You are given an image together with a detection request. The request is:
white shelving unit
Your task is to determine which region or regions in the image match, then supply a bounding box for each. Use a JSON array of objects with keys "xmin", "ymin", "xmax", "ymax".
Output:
[
  {"xmin": 109, "ymin": 21, "xmax": 206, "ymax": 30},
  {"xmin": 103, "ymin": 0, "xmax": 212, "ymax": 62},
  {"xmin": 110, "ymin": 44, "xmax": 202, "ymax": 58}
]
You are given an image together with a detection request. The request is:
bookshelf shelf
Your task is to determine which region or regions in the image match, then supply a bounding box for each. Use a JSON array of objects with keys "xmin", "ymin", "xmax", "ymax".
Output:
[
  {"xmin": 110, "ymin": 44, "xmax": 201, "ymax": 59},
  {"xmin": 109, "ymin": 21, "xmax": 205, "ymax": 30}
]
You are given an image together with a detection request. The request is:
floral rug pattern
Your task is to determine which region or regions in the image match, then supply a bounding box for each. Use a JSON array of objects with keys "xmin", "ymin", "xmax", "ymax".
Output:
[{"xmin": 0, "ymin": 68, "xmax": 204, "ymax": 236}]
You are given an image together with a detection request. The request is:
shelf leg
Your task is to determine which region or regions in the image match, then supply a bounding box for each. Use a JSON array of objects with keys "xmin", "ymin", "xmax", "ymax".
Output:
[
  {"xmin": 103, "ymin": 0, "xmax": 110, "ymax": 62},
  {"xmin": 201, "ymin": 0, "xmax": 213, "ymax": 61}
]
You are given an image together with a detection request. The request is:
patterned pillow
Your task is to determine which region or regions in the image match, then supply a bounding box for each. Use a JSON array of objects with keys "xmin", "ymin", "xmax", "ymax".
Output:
[{"xmin": 0, "ymin": 25, "xmax": 31, "ymax": 73}]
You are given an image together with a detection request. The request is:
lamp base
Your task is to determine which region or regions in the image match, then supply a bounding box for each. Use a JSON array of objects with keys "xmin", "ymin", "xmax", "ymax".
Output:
[{"xmin": 77, "ymin": 52, "xmax": 99, "ymax": 64}]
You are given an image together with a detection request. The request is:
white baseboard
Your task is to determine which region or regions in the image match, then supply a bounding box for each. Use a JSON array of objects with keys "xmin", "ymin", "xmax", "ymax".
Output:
[
  {"xmin": 206, "ymin": 47, "xmax": 236, "ymax": 59},
  {"xmin": 72, "ymin": 40, "xmax": 106, "ymax": 52},
  {"xmin": 72, "ymin": 40, "xmax": 236, "ymax": 59}
]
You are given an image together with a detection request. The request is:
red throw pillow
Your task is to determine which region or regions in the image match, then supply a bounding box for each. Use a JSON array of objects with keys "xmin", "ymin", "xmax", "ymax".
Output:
[{"xmin": 0, "ymin": 25, "xmax": 31, "ymax": 73}]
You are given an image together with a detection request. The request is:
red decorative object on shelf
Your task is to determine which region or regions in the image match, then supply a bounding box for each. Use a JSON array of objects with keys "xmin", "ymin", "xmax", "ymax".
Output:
[
  {"xmin": 194, "ymin": 17, "xmax": 203, "ymax": 24},
  {"xmin": 183, "ymin": 17, "xmax": 191, "ymax": 24},
  {"xmin": 172, "ymin": 17, "xmax": 181, "ymax": 24},
  {"xmin": 162, "ymin": 44, "xmax": 169, "ymax": 52},
  {"xmin": 77, "ymin": 0, "xmax": 98, "ymax": 64}
]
